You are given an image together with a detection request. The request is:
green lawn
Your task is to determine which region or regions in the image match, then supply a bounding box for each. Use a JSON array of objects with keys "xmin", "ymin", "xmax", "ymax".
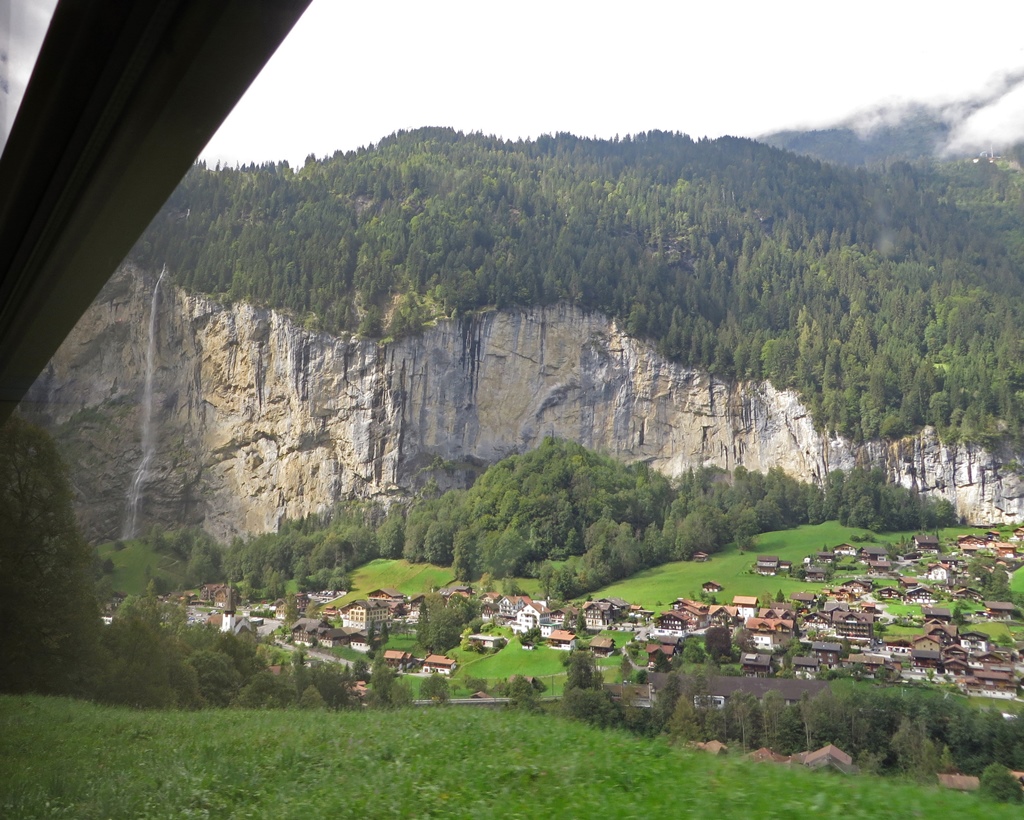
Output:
[
  {"xmin": 339, "ymin": 523, "xmax": 942, "ymax": 615},
  {"xmin": 328, "ymin": 645, "xmax": 366, "ymax": 663},
  {"xmin": 594, "ymin": 630, "xmax": 633, "ymax": 648},
  {"xmin": 4, "ymin": 695, "xmax": 1020, "ymax": 819},
  {"xmin": 882, "ymin": 624, "xmax": 923, "ymax": 636},
  {"xmin": 400, "ymin": 674, "xmax": 476, "ymax": 699},
  {"xmin": 96, "ymin": 540, "xmax": 188, "ymax": 596},
  {"xmin": 448, "ymin": 637, "xmax": 570, "ymax": 690},
  {"xmin": 968, "ymin": 621, "xmax": 1020, "ymax": 646},
  {"xmin": 883, "ymin": 604, "xmax": 923, "ymax": 617},
  {"xmin": 383, "ymin": 632, "xmax": 422, "ymax": 654}
]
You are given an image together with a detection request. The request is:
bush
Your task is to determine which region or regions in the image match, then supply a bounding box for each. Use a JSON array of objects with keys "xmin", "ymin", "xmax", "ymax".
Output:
[
  {"xmin": 980, "ymin": 763, "xmax": 1023, "ymax": 803},
  {"xmin": 420, "ymin": 674, "xmax": 450, "ymax": 704}
]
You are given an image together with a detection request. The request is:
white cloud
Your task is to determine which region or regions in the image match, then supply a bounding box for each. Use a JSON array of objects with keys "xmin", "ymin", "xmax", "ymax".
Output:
[{"xmin": 944, "ymin": 76, "xmax": 1024, "ymax": 154}]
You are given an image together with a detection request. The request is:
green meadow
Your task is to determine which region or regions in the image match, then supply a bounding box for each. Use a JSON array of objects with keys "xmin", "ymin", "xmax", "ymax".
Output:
[
  {"xmin": 592, "ymin": 522, "xmax": 917, "ymax": 612},
  {"xmin": 970, "ymin": 621, "xmax": 1021, "ymax": 646},
  {"xmin": 1010, "ymin": 567, "xmax": 1024, "ymax": 595},
  {"xmin": 96, "ymin": 540, "xmax": 188, "ymax": 596},
  {"xmin": 2, "ymin": 696, "xmax": 1018, "ymax": 819},
  {"xmin": 337, "ymin": 559, "xmax": 458, "ymax": 604},
  {"xmin": 452, "ymin": 637, "xmax": 568, "ymax": 680}
]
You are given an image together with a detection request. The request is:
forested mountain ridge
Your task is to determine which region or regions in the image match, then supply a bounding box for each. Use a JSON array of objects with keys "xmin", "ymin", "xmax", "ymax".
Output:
[{"xmin": 132, "ymin": 129, "xmax": 1024, "ymax": 447}]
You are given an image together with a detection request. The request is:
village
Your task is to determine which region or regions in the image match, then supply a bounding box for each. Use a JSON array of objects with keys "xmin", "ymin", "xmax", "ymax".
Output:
[
  {"xmin": 189, "ymin": 529, "xmax": 1024, "ymax": 710},
  {"xmin": 186, "ymin": 527, "xmax": 1024, "ymax": 793}
]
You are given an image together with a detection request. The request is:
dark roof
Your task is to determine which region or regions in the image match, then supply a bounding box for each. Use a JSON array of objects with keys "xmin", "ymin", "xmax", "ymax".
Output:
[
  {"xmin": 649, "ymin": 673, "xmax": 828, "ymax": 703},
  {"xmin": 811, "ymin": 642, "xmax": 841, "ymax": 652}
]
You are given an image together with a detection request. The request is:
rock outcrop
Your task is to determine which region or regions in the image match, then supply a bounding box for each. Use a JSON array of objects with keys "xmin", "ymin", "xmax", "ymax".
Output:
[{"xmin": 23, "ymin": 266, "xmax": 1024, "ymax": 541}]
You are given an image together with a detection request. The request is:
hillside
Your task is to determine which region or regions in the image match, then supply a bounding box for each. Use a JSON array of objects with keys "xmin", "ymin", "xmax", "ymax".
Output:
[
  {"xmin": 215, "ymin": 440, "xmax": 953, "ymax": 599},
  {"xmin": 130, "ymin": 128, "xmax": 1024, "ymax": 447},
  {"xmin": 2, "ymin": 695, "xmax": 1018, "ymax": 818}
]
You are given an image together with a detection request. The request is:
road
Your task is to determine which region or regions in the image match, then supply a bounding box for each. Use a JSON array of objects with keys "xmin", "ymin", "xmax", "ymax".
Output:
[{"xmin": 274, "ymin": 640, "xmax": 355, "ymax": 667}]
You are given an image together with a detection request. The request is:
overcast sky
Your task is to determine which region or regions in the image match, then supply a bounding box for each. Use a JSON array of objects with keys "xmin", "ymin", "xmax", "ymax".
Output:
[{"xmin": 198, "ymin": 0, "xmax": 1024, "ymax": 167}]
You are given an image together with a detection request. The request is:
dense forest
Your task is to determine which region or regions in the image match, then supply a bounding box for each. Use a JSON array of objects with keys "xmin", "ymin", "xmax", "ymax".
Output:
[{"xmin": 131, "ymin": 129, "xmax": 1024, "ymax": 446}]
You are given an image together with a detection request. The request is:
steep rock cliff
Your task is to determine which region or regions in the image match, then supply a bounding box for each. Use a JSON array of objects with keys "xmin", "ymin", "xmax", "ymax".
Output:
[{"xmin": 24, "ymin": 267, "xmax": 1024, "ymax": 541}]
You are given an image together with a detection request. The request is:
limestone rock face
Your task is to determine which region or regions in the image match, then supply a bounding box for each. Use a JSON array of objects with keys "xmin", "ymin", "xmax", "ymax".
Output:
[{"xmin": 25, "ymin": 267, "xmax": 1024, "ymax": 541}]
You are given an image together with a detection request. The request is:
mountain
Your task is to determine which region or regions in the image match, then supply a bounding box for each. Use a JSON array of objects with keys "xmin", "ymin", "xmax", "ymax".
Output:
[
  {"xmin": 21, "ymin": 130, "xmax": 1024, "ymax": 538},
  {"xmin": 127, "ymin": 129, "xmax": 1024, "ymax": 449},
  {"xmin": 761, "ymin": 113, "xmax": 954, "ymax": 167},
  {"xmin": 24, "ymin": 265, "xmax": 1023, "ymax": 542},
  {"xmin": 762, "ymin": 75, "xmax": 1024, "ymax": 167}
]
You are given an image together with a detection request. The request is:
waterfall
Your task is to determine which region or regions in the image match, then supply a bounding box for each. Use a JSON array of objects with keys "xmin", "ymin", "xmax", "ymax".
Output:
[{"xmin": 122, "ymin": 267, "xmax": 166, "ymax": 540}]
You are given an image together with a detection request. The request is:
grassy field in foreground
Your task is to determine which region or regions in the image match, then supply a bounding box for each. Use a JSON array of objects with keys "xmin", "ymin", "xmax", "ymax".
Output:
[
  {"xmin": 96, "ymin": 540, "xmax": 188, "ymax": 596},
  {"xmin": 593, "ymin": 522, "xmax": 917, "ymax": 612},
  {"xmin": 1, "ymin": 696, "xmax": 1017, "ymax": 819}
]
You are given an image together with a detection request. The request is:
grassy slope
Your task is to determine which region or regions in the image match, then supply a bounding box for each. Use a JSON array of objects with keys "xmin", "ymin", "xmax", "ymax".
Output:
[
  {"xmin": 338, "ymin": 559, "xmax": 457, "ymax": 603},
  {"xmin": 96, "ymin": 540, "xmax": 188, "ymax": 596},
  {"xmin": 1, "ymin": 696, "xmax": 1014, "ymax": 819},
  {"xmin": 1011, "ymin": 567, "xmax": 1024, "ymax": 595},
  {"xmin": 593, "ymin": 522, "xmax": 917, "ymax": 612},
  {"xmin": 337, "ymin": 558, "xmax": 545, "ymax": 605},
  {"xmin": 338, "ymin": 523, "xmax": 1007, "ymax": 611}
]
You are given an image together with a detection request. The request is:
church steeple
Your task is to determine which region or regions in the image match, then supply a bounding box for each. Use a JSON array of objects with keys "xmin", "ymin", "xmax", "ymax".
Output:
[{"xmin": 221, "ymin": 585, "xmax": 236, "ymax": 633}]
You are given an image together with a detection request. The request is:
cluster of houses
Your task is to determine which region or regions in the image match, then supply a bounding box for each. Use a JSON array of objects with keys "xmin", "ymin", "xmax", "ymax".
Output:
[
  {"xmin": 819, "ymin": 533, "xmax": 1016, "ymax": 581},
  {"xmin": 690, "ymin": 738, "xmax": 859, "ymax": 775},
  {"xmin": 475, "ymin": 592, "xmax": 651, "ymax": 638},
  {"xmin": 656, "ymin": 584, "xmax": 1020, "ymax": 698},
  {"xmin": 645, "ymin": 531, "xmax": 1024, "ymax": 699},
  {"xmin": 757, "ymin": 531, "xmax": 1022, "ymax": 587},
  {"xmin": 196, "ymin": 530, "xmax": 1021, "ymax": 700},
  {"xmin": 282, "ymin": 588, "xmax": 650, "ymax": 674}
]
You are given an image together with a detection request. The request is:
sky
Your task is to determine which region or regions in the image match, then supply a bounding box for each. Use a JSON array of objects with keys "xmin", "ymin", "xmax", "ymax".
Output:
[
  {"xmin": 199, "ymin": 0, "xmax": 1024, "ymax": 167},
  {"xmin": 8, "ymin": 1, "xmax": 1023, "ymax": 168},
  {"xmin": 0, "ymin": 0, "xmax": 58, "ymax": 149}
]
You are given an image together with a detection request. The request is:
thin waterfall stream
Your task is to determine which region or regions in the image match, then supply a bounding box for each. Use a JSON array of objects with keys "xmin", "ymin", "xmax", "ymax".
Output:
[{"xmin": 122, "ymin": 267, "xmax": 166, "ymax": 539}]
